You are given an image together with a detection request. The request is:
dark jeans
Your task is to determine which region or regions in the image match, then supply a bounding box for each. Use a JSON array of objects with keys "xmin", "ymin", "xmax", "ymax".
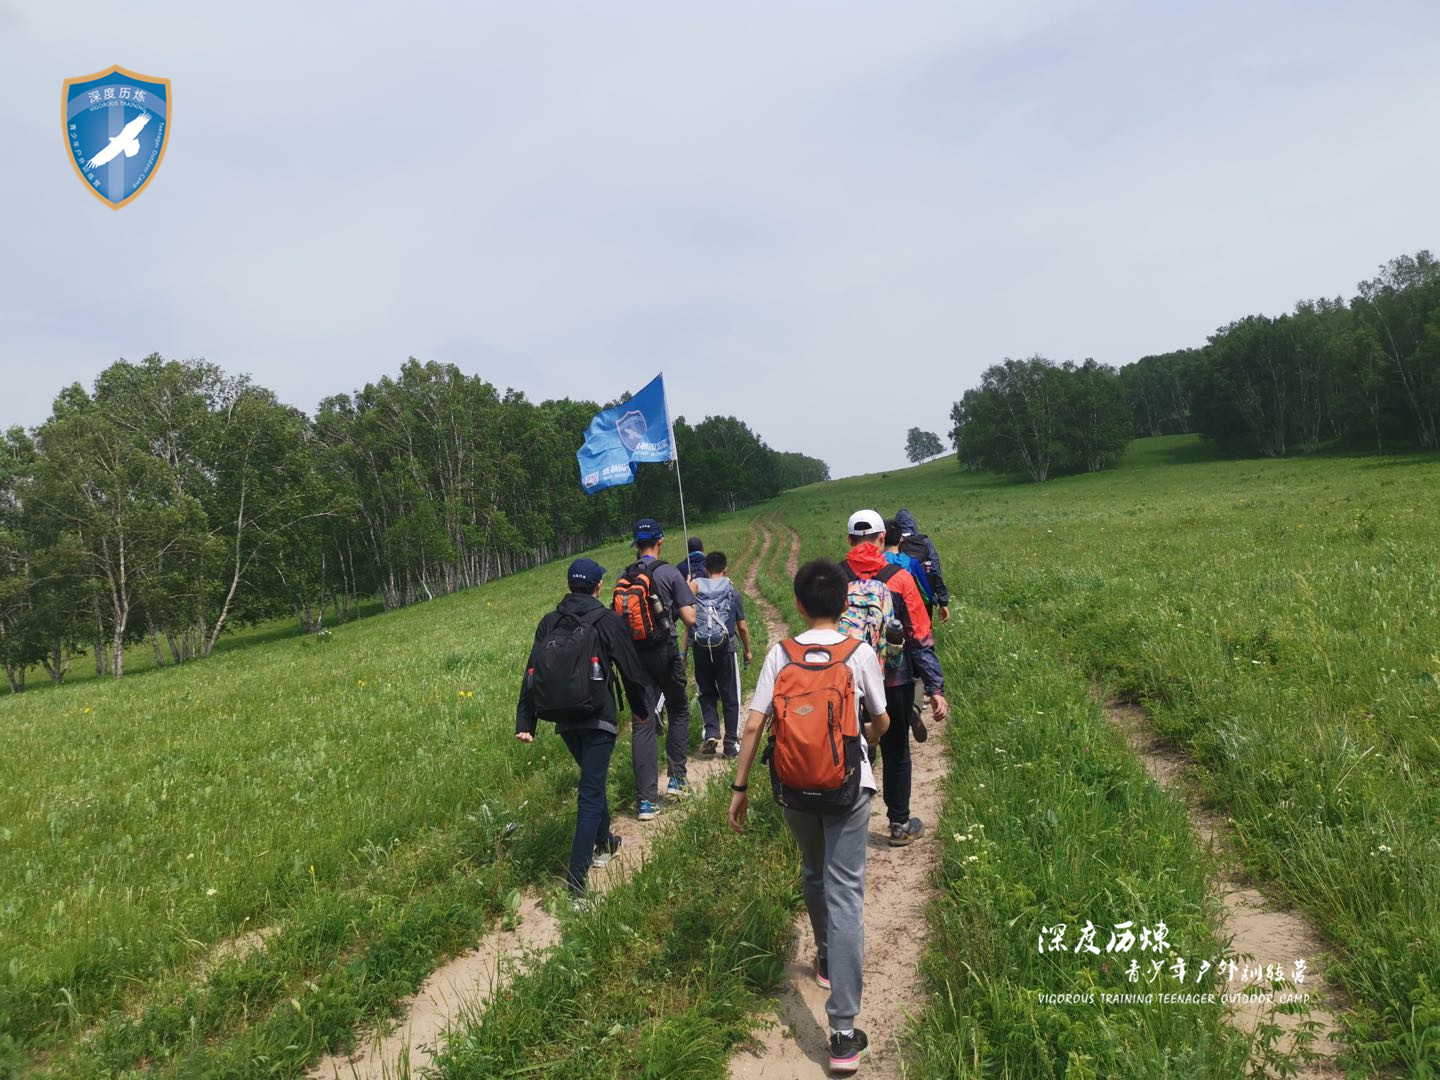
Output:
[
  {"xmin": 560, "ymin": 728, "xmax": 616, "ymax": 895},
  {"xmin": 634, "ymin": 641, "xmax": 690, "ymax": 788},
  {"xmin": 693, "ymin": 645, "xmax": 741, "ymax": 745},
  {"xmin": 877, "ymin": 680, "xmax": 915, "ymax": 825}
]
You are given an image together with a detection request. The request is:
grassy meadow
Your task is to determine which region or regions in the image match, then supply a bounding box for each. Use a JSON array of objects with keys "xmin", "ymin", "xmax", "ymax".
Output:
[
  {"xmin": 3, "ymin": 434, "xmax": 1438, "ymax": 1076},
  {"xmin": 0, "ymin": 514, "xmax": 782, "ymax": 1076},
  {"xmin": 772, "ymin": 437, "xmax": 1440, "ymax": 1075}
]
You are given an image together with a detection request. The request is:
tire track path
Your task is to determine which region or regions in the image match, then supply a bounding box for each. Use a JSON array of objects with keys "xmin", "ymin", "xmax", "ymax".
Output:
[
  {"xmin": 731, "ymin": 515, "xmax": 949, "ymax": 1079},
  {"xmin": 1107, "ymin": 700, "xmax": 1344, "ymax": 1078}
]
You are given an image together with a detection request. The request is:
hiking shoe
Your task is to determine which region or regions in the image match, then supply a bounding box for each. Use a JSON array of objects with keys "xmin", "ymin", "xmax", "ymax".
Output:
[
  {"xmin": 888, "ymin": 818, "xmax": 924, "ymax": 847},
  {"xmin": 700, "ymin": 737, "xmax": 720, "ymax": 756},
  {"xmin": 637, "ymin": 800, "xmax": 663, "ymax": 821},
  {"xmin": 665, "ymin": 777, "xmax": 692, "ymax": 799},
  {"xmin": 816, "ymin": 955, "xmax": 831, "ymax": 990},
  {"xmin": 571, "ymin": 894, "xmax": 593, "ymax": 913},
  {"xmin": 828, "ymin": 1029, "xmax": 868, "ymax": 1073},
  {"xmin": 723, "ymin": 743, "xmax": 740, "ymax": 759},
  {"xmin": 592, "ymin": 834, "xmax": 622, "ymax": 868}
]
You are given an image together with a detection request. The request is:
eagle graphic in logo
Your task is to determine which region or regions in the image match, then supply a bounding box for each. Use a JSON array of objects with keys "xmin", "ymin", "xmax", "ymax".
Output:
[
  {"xmin": 615, "ymin": 410, "xmax": 649, "ymax": 452},
  {"xmin": 62, "ymin": 64, "xmax": 172, "ymax": 209}
]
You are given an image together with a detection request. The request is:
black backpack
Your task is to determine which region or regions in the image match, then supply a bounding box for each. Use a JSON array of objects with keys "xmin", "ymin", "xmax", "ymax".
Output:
[{"xmin": 527, "ymin": 608, "xmax": 614, "ymax": 723}]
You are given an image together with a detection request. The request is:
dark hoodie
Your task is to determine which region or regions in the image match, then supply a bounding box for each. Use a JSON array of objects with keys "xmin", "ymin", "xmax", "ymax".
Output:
[
  {"xmin": 515, "ymin": 592, "xmax": 655, "ymax": 736},
  {"xmin": 895, "ymin": 509, "xmax": 950, "ymax": 607}
]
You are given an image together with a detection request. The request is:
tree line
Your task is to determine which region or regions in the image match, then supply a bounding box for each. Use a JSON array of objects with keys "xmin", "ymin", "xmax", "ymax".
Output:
[
  {"xmin": 0, "ymin": 356, "xmax": 826, "ymax": 690},
  {"xmin": 1119, "ymin": 251, "xmax": 1440, "ymax": 456}
]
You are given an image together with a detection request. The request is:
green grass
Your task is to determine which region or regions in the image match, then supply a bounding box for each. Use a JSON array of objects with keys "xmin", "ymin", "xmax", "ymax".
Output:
[
  {"xmin": 8, "ymin": 436, "xmax": 1440, "ymax": 1076},
  {"xmin": 772, "ymin": 436, "xmax": 1440, "ymax": 1073},
  {"xmin": 0, "ymin": 515, "xmax": 766, "ymax": 1076}
]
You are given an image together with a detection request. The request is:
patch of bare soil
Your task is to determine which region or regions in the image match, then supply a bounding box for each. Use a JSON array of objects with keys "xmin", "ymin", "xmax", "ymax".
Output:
[{"xmin": 1106, "ymin": 701, "xmax": 1345, "ymax": 1078}]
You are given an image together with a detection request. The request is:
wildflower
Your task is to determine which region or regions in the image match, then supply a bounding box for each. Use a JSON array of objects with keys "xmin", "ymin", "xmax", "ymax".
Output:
[
  {"xmin": 1377, "ymin": 844, "xmax": 1392, "ymax": 854},
  {"xmin": 82, "ymin": 706, "xmax": 92, "ymax": 715},
  {"xmin": 206, "ymin": 887, "xmax": 218, "ymax": 897},
  {"xmin": 966, "ymin": 854, "xmax": 979, "ymax": 863},
  {"xmin": 186, "ymin": 852, "xmax": 194, "ymax": 860},
  {"xmin": 357, "ymin": 679, "xmax": 367, "ymax": 687}
]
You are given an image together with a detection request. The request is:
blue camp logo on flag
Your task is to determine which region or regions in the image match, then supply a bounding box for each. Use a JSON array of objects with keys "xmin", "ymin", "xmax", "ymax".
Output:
[
  {"xmin": 62, "ymin": 65, "xmax": 172, "ymax": 210},
  {"xmin": 615, "ymin": 410, "xmax": 650, "ymax": 452}
]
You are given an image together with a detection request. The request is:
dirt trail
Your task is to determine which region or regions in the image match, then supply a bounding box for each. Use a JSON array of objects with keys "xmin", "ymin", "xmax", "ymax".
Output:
[
  {"xmin": 311, "ymin": 524, "xmax": 772, "ymax": 1080},
  {"xmin": 780, "ymin": 520, "xmax": 801, "ymax": 578},
  {"xmin": 731, "ymin": 515, "xmax": 948, "ymax": 1079},
  {"xmin": 1106, "ymin": 701, "xmax": 1345, "ymax": 1078}
]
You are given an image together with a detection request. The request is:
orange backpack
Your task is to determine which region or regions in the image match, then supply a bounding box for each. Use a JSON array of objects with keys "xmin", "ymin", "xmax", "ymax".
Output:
[
  {"xmin": 764, "ymin": 637, "xmax": 864, "ymax": 813},
  {"xmin": 611, "ymin": 560, "xmax": 670, "ymax": 644}
]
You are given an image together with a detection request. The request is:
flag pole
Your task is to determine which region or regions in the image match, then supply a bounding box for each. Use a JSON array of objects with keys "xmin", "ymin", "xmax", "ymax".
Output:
[{"xmin": 660, "ymin": 372, "xmax": 690, "ymax": 556}]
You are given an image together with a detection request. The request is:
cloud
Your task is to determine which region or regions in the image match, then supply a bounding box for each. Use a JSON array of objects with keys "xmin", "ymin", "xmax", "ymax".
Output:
[{"xmin": 3, "ymin": 0, "xmax": 1439, "ymax": 477}]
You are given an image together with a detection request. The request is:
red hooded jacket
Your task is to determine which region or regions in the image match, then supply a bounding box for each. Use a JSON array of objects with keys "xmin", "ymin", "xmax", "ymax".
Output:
[{"xmin": 844, "ymin": 543, "xmax": 933, "ymax": 641}]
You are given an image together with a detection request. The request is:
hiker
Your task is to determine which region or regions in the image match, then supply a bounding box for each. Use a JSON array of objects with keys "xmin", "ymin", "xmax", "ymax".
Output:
[
  {"xmin": 894, "ymin": 509, "xmax": 950, "ymax": 623},
  {"xmin": 685, "ymin": 536, "xmax": 709, "ymax": 581},
  {"xmin": 612, "ymin": 518, "xmax": 697, "ymax": 818},
  {"xmin": 841, "ymin": 510, "xmax": 949, "ymax": 847},
  {"xmin": 883, "ymin": 519, "xmax": 932, "ymax": 744},
  {"xmin": 690, "ymin": 550, "xmax": 752, "ymax": 758},
  {"xmin": 515, "ymin": 558, "xmax": 656, "ymax": 901},
  {"xmin": 728, "ymin": 558, "xmax": 891, "ymax": 1075}
]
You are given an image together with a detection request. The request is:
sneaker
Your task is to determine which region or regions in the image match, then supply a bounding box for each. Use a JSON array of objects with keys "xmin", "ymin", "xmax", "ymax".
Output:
[
  {"xmin": 592, "ymin": 834, "xmax": 622, "ymax": 868},
  {"xmin": 723, "ymin": 743, "xmax": 740, "ymax": 759},
  {"xmin": 889, "ymin": 818, "xmax": 925, "ymax": 847},
  {"xmin": 665, "ymin": 777, "xmax": 692, "ymax": 799},
  {"xmin": 570, "ymin": 894, "xmax": 593, "ymax": 913},
  {"xmin": 637, "ymin": 800, "xmax": 662, "ymax": 821},
  {"xmin": 816, "ymin": 956, "xmax": 830, "ymax": 990},
  {"xmin": 700, "ymin": 737, "xmax": 720, "ymax": 756},
  {"xmin": 911, "ymin": 702, "xmax": 928, "ymax": 744},
  {"xmin": 828, "ymin": 1029, "xmax": 868, "ymax": 1073}
]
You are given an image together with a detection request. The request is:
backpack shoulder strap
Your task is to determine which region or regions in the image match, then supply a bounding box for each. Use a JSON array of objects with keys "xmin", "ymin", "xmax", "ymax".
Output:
[
  {"xmin": 840, "ymin": 561, "xmax": 858, "ymax": 583},
  {"xmin": 875, "ymin": 563, "xmax": 901, "ymax": 584}
]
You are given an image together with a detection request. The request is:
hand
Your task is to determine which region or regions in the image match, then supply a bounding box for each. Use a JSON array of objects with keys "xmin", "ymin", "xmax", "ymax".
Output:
[
  {"xmin": 927, "ymin": 693, "xmax": 950, "ymax": 723},
  {"xmin": 939, "ymin": 605, "xmax": 950, "ymax": 624},
  {"xmin": 744, "ymin": 650, "xmax": 753, "ymax": 666},
  {"xmin": 515, "ymin": 732, "xmax": 534, "ymax": 744},
  {"xmin": 728, "ymin": 791, "xmax": 749, "ymax": 833}
]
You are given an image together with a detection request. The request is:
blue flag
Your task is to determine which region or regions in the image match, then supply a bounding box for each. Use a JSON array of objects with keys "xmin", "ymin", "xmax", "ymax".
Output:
[{"xmin": 577, "ymin": 373, "xmax": 675, "ymax": 494}]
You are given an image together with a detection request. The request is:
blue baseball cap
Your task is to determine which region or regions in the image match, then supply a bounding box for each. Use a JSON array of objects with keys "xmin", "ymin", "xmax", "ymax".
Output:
[
  {"xmin": 567, "ymin": 557, "xmax": 606, "ymax": 589},
  {"xmin": 633, "ymin": 517, "xmax": 664, "ymax": 542}
]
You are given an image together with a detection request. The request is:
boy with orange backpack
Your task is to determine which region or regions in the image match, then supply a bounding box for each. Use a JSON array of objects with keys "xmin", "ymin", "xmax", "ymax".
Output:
[{"xmin": 728, "ymin": 559, "xmax": 891, "ymax": 1075}]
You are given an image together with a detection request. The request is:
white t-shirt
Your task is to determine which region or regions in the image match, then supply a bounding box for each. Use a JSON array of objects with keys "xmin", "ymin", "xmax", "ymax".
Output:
[{"xmin": 747, "ymin": 628, "xmax": 885, "ymax": 793}]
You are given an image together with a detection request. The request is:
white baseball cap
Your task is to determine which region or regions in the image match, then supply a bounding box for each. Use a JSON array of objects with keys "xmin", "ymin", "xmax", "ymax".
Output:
[{"xmin": 846, "ymin": 509, "xmax": 884, "ymax": 537}]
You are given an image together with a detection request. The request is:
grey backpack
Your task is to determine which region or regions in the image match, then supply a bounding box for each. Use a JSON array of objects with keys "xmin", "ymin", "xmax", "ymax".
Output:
[{"xmin": 692, "ymin": 578, "xmax": 735, "ymax": 649}]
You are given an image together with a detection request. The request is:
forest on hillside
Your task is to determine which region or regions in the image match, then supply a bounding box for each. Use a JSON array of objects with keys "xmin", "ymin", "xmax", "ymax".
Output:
[
  {"xmin": 0, "ymin": 357, "xmax": 826, "ymax": 689},
  {"xmin": 947, "ymin": 250, "xmax": 1440, "ymax": 481}
]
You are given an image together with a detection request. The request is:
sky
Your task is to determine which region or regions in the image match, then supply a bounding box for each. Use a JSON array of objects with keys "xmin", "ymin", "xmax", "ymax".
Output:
[{"xmin": 2, "ymin": 1, "xmax": 1438, "ymax": 479}]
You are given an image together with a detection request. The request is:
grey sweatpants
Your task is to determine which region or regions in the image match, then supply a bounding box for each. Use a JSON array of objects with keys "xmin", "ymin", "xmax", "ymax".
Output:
[{"xmin": 783, "ymin": 791, "xmax": 872, "ymax": 1031}]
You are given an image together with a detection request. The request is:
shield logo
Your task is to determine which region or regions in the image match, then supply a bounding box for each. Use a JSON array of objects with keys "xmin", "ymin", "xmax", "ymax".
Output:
[
  {"xmin": 62, "ymin": 64, "xmax": 171, "ymax": 210},
  {"xmin": 615, "ymin": 410, "xmax": 649, "ymax": 452}
]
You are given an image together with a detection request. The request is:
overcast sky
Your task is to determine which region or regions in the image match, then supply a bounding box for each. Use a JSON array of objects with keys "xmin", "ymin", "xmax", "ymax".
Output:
[{"xmin": 3, "ymin": 1, "xmax": 1437, "ymax": 478}]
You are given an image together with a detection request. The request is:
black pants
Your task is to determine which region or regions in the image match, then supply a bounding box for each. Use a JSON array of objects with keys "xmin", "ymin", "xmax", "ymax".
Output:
[
  {"xmin": 694, "ymin": 645, "xmax": 742, "ymax": 746},
  {"xmin": 634, "ymin": 641, "xmax": 690, "ymax": 788},
  {"xmin": 877, "ymin": 680, "xmax": 916, "ymax": 825},
  {"xmin": 560, "ymin": 728, "xmax": 616, "ymax": 895}
]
